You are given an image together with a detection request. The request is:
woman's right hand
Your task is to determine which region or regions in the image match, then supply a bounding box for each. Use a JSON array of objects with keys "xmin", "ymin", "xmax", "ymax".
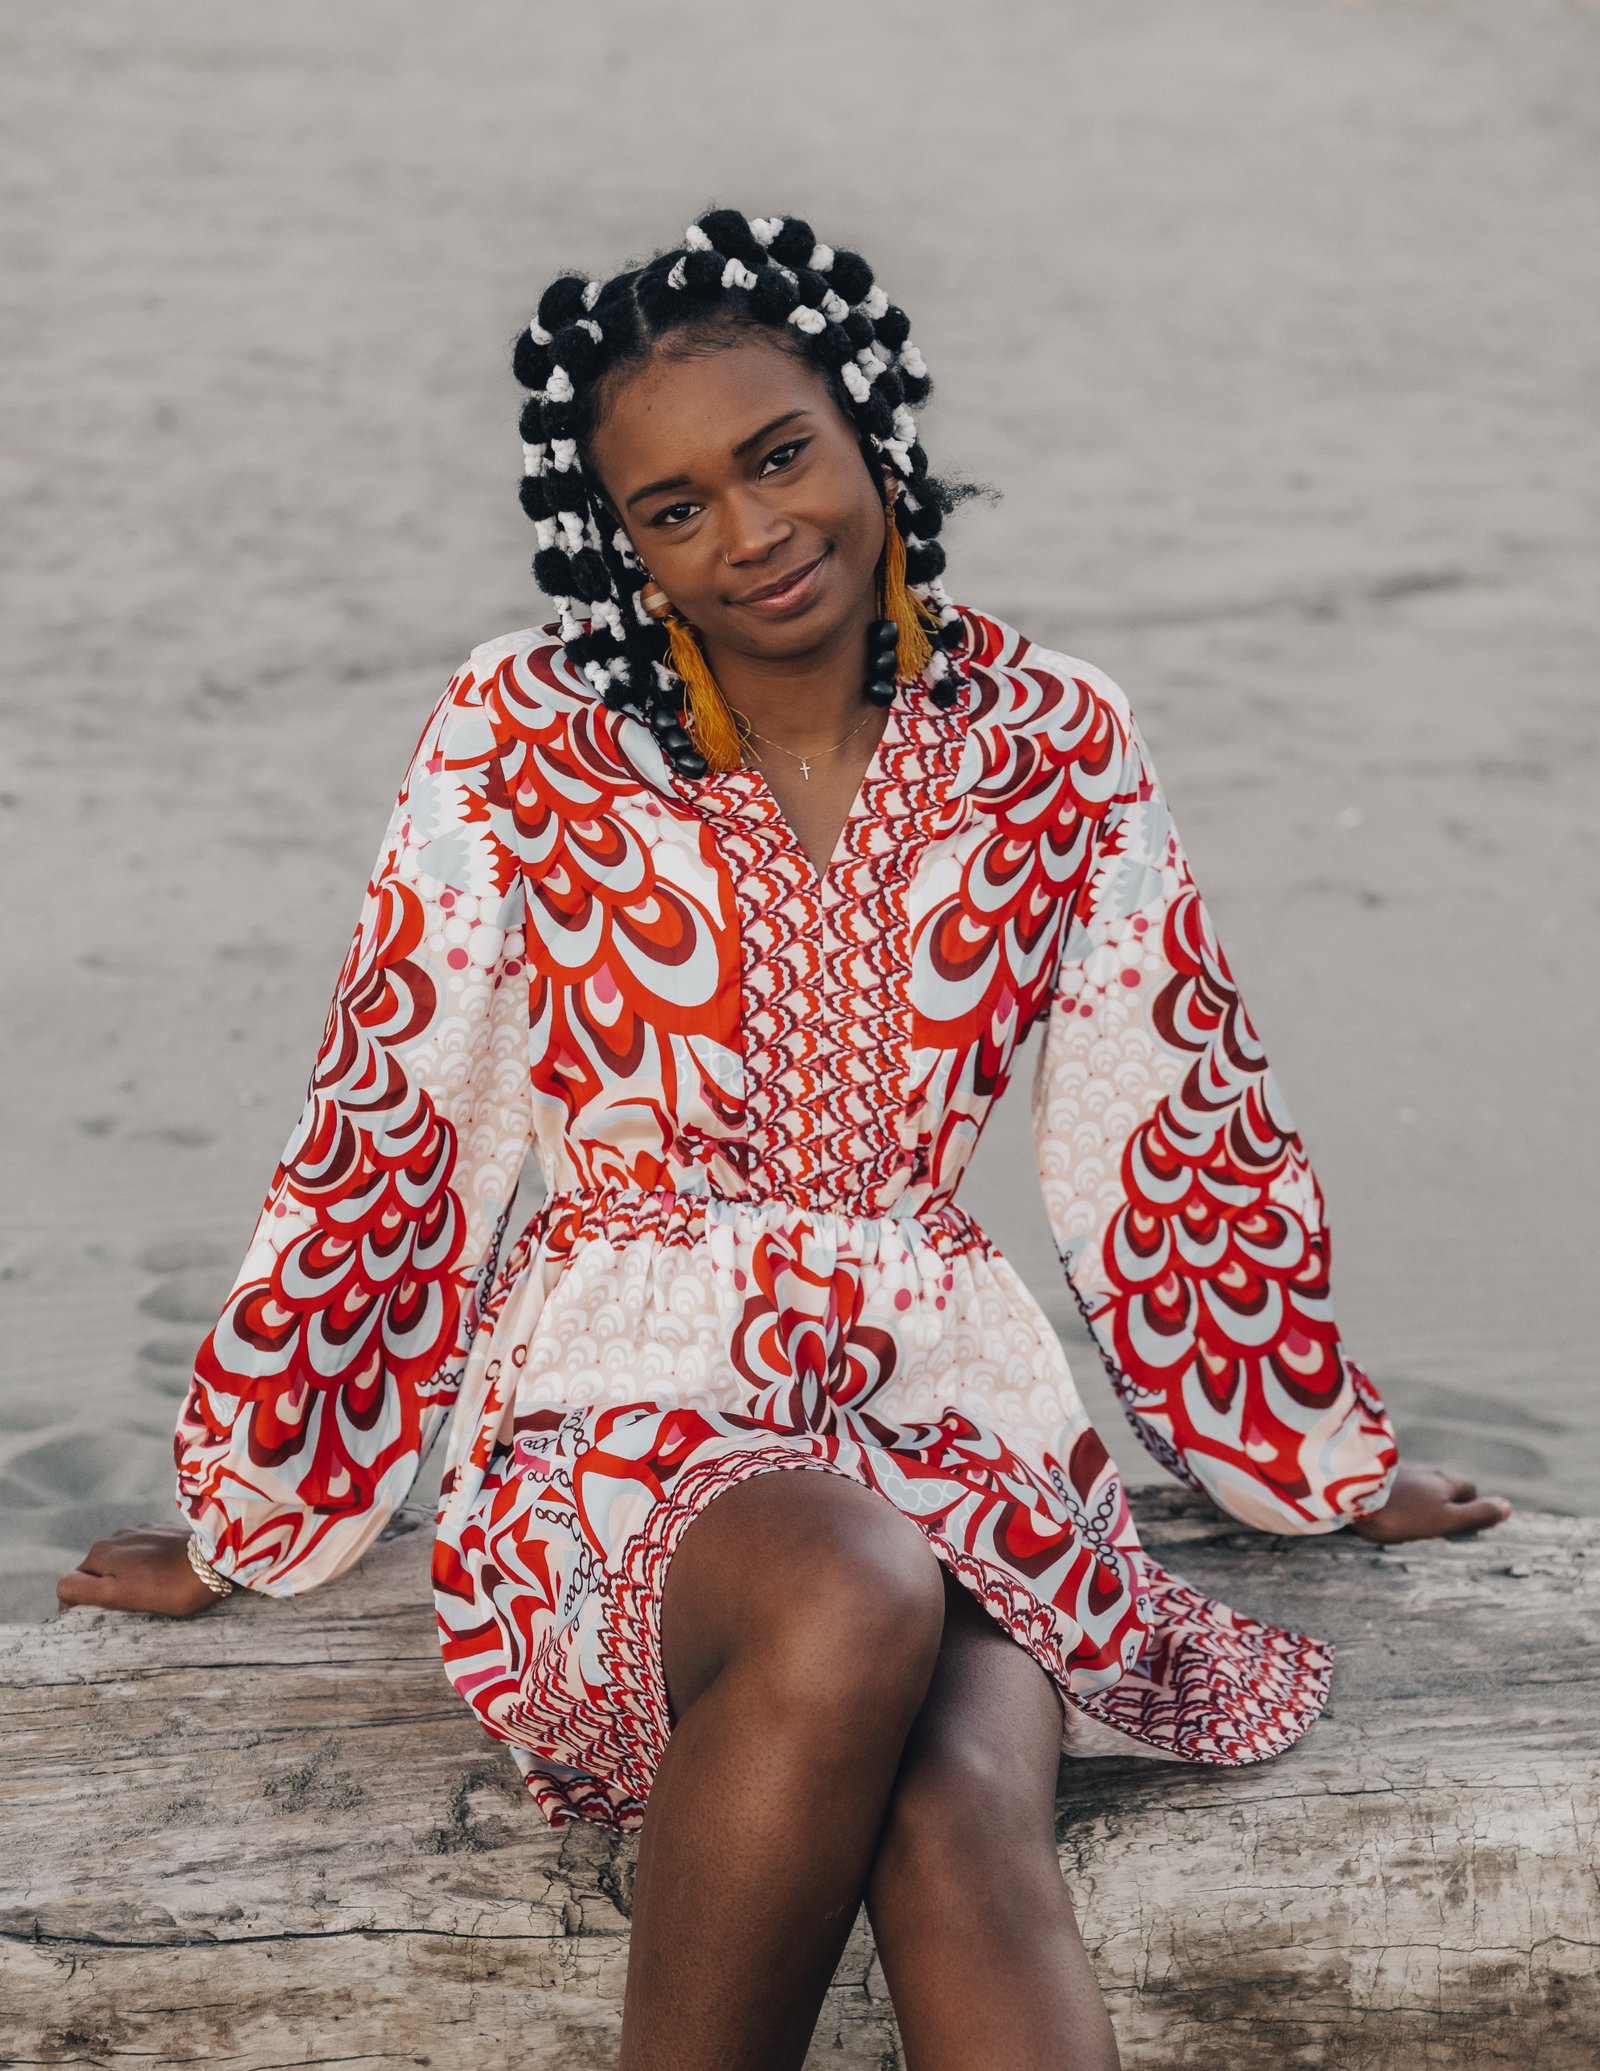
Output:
[{"xmin": 57, "ymin": 1524, "xmax": 224, "ymax": 1618}]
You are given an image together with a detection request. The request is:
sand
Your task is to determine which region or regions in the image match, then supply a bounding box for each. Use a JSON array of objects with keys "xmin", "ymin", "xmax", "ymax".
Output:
[{"xmin": 2, "ymin": 0, "xmax": 1596, "ymax": 1623}]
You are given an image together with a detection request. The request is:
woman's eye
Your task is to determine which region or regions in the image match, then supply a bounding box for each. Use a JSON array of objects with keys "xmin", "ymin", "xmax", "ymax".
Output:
[
  {"xmin": 759, "ymin": 439, "xmax": 807, "ymax": 476},
  {"xmin": 650, "ymin": 501, "xmax": 700, "ymax": 529}
]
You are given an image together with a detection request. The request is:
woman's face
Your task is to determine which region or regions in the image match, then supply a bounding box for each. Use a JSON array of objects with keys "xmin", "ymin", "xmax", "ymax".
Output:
[{"xmin": 585, "ymin": 329, "xmax": 887, "ymax": 668}]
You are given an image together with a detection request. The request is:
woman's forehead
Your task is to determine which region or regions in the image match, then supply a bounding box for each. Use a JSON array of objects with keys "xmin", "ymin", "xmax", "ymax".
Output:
[{"xmin": 590, "ymin": 333, "xmax": 835, "ymax": 494}]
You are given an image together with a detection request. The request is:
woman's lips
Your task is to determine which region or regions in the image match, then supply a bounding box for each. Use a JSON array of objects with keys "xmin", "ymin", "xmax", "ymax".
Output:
[{"xmin": 731, "ymin": 550, "xmax": 829, "ymax": 618}]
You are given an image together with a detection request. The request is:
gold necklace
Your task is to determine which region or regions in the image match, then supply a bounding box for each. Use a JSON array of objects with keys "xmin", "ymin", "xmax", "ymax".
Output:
[{"xmin": 736, "ymin": 707, "xmax": 881, "ymax": 781}]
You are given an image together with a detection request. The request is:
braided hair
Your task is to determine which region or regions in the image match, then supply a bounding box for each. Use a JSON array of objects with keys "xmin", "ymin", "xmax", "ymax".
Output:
[{"xmin": 514, "ymin": 208, "xmax": 968, "ymax": 777}]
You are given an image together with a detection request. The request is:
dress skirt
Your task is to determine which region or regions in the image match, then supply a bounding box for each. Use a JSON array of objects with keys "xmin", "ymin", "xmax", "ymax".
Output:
[{"xmin": 431, "ymin": 1186, "xmax": 1343, "ymax": 1833}]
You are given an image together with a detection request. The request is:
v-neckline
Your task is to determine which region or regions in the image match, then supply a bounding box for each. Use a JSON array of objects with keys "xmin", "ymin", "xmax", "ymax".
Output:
[
  {"xmin": 563, "ymin": 623, "xmax": 977, "ymax": 896},
  {"xmin": 734, "ymin": 698, "xmax": 902, "ymax": 890}
]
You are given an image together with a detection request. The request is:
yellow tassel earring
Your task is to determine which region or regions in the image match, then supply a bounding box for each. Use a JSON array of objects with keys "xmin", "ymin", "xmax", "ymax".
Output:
[
  {"xmin": 636, "ymin": 583, "xmax": 742, "ymax": 773},
  {"xmin": 664, "ymin": 611, "xmax": 745, "ymax": 773},
  {"xmin": 880, "ymin": 496, "xmax": 937, "ymax": 683}
]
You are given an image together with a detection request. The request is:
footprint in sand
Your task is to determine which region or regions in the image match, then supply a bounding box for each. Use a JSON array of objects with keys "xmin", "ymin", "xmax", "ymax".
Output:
[
  {"xmin": 1392, "ymin": 1422, "xmax": 1552, "ymax": 1490},
  {"xmin": 135, "ymin": 1237, "xmax": 232, "ymax": 1277},
  {"xmin": 130, "ymin": 1123, "xmax": 216, "ymax": 1150},
  {"xmin": 3, "ymin": 1430, "xmax": 174, "ymax": 1557},
  {"xmin": 139, "ymin": 1271, "xmax": 235, "ymax": 1327},
  {"xmin": 130, "ymin": 1242, "xmax": 238, "ymax": 1397},
  {"xmin": 137, "ymin": 1337, "xmax": 202, "ymax": 1400}
]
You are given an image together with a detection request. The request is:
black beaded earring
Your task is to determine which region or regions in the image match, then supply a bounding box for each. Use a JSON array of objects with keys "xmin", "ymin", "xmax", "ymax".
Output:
[{"xmin": 864, "ymin": 616, "xmax": 901, "ymax": 706}]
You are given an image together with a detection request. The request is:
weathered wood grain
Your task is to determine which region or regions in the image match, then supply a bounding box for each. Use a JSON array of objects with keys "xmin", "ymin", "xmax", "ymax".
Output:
[{"xmin": 3, "ymin": 1495, "xmax": 1595, "ymax": 2069}]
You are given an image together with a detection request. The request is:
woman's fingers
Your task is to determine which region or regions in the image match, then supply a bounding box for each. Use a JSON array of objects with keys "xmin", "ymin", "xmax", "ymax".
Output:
[
  {"xmin": 56, "ymin": 1564, "xmax": 126, "ymax": 1609},
  {"xmin": 1351, "ymin": 1463, "xmax": 1514, "ymax": 1544}
]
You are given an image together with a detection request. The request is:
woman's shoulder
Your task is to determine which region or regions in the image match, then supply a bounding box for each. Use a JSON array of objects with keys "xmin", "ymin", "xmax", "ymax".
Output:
[
  {"xmin": 954, "ymin": 603, "xmax": 1138, "ymax": 747},
  {"xmin": 451, "ymin": 619, "xmax": 580, "ymax": 711},
  {"xmin": 410, "ymin": 621, "xmax": 607, "ymax": 770}
]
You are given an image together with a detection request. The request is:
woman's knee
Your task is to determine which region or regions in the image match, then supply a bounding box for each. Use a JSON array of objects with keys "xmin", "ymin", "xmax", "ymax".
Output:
[
  {"xmin": 877, "ymin": 1654, "xmax": 1065, "ymax": 1899},
  {"xmin": 875, "ymin": 1741, "xmax": 1069, "ymax": 1946},
  {"xmin": 664, "ymin": 1470, "xmax": 945, "ymax": 1733}
]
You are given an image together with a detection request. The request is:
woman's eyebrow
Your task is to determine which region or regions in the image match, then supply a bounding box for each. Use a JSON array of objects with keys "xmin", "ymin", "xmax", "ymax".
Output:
[
  {"xmin": 626, "ymin": 470, "xmax": 692, "ymax": 511},
  {"xmin": 730, "ymin": 408, "xmax": 810, "ymax": 460},
  {"xmin": 624, "ymin": 410, "xmax": 812, "ymax": 511}
]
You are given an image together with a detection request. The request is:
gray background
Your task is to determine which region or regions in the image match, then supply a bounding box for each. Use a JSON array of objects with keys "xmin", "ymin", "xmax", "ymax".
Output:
[{"xmin": 3, "ymin": 0, "xmax": 1596, "ymax": 1622}]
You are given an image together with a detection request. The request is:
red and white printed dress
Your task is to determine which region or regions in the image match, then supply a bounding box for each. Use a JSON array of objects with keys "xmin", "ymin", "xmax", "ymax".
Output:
[{"xmin": 175, "ymin": 608, "xmax": 1398, "ymax": 1831}]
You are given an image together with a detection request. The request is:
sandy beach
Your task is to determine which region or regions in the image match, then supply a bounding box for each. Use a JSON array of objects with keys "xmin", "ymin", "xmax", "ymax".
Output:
[{"xmin": 2, "ymin": 0, "xmax": 1596, "ymax": 1623}]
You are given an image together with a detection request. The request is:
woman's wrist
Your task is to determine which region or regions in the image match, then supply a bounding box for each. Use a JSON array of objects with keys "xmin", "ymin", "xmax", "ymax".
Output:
[{"xmin": 185, "ymin": 1535, "xmax": 235, "ymax": 1597}]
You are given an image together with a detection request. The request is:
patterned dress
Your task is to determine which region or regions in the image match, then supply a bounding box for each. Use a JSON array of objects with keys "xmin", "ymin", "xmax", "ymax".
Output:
[{"xmin": 175, "ymin": 608, "xmax": 1399, "ymax": 1831}]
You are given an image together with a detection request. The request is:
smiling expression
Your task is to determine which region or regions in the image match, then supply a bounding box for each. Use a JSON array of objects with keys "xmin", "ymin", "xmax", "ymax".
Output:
[{"xmin": 584, "ymin": 329, "xmax": 888, "ymax": 671}]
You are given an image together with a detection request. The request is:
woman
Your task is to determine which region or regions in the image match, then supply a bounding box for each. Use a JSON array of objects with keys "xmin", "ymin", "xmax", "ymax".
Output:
[{"xmin": 61, "ymin": 208, "xmax": 1512, "ymax": 2070}]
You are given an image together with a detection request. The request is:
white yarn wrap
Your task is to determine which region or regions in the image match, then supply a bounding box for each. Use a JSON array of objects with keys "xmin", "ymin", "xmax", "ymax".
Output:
[
  {"xmin": 807, "ymin": 242, "xmax": 834, "ymax": 272},
  {"xmin": 581, "ymin": 279, "xmax": 602, "ymax": 311},
  {"xmin": 788, "ymin": 304, "xmax": 828, "ymax": 336},
  {"xmin": 544, "ymin": 364, "xmax": 575, "ymax": 404},
  {"xmin": 721, "ymin": 258, "xmax": 759, "ymax": 292},
  {"xmin": 521, "ymin": 440, "xmax": 546, "ymax": 476},
  {"xmin": 667, "ymin": 256, "xmax": 688, "ymax": 290},
  {"xmin": 683, "ymin": 223, "xmax": 714, "ymax": 252},
  {"xmin": 527, "ymin": 317, "xmax": 552, "ymax": 346},
  {"xmin": 550, "ymin": 438, "xmax": 579, "ymax": 471},
  {"xmin": 925, "ymin": 575, "xmax": 959, "ymax": 626},
  {"xmin": 841, "ymin": 361, "xmax": 873, "ymax": 404}
]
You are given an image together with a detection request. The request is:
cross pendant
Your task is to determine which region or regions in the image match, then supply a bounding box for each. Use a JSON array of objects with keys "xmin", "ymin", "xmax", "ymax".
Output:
[{"xmin": 799, "ymin": 757, "xmax": 812, "ymax": 780}]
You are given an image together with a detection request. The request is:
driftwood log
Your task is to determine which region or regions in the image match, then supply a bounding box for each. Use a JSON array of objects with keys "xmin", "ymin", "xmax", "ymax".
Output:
[{"xmin": 2, "ymin": 1492, "xmax": 1595, "ymax": 2070}]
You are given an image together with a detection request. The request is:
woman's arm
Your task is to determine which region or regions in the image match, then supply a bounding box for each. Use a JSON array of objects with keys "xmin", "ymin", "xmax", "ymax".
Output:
[
  {"xmin": 59, "ymin": 657, "xmax": 532, "ymax": 1614},
  {"xmin": 1030, "ymin": 660, "xmax": 1493, "ymax": 1538}
]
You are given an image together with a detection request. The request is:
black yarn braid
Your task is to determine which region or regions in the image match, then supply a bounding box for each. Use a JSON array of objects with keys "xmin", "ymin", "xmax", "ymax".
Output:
[{"xmin": 515, "ymin": 211, "xmax": 969, "ymax": 777}]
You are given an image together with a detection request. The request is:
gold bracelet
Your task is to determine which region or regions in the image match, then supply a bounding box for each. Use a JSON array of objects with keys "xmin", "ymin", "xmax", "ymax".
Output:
[{"xmin": 186, "ymin": 1535, "xmax": 235, "ymax": 1597}]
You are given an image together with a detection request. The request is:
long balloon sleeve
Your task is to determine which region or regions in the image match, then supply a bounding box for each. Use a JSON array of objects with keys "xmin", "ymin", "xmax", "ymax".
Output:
[
  {"xmin": 174, "ymin": 663, "xmax": 532, "ymax": 1592},
  {"xmin": 1031, "ymin": 667, "xmax": 1397, "ymax": 1534}
]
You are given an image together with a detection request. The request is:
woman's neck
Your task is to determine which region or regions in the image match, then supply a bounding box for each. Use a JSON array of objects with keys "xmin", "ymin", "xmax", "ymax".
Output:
[{"xmin": 701, "ymin": 602, "xmax": 876, "ymax": 749}]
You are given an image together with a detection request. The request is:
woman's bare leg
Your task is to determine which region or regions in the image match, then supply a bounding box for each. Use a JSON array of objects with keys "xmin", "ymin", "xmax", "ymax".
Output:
[
  {"xmin": 617, "ymin": 1470, "xmax": 946, "ymax": 2071},
  {"xmin": 867, "ymin": 1570, "xmax": 1121, "ymax": 2071}
]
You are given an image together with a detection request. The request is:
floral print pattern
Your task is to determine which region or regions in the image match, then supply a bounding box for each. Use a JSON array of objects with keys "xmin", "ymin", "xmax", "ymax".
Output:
[{"xmin": 176, "ymin": 609, "xmax": 1397, "ymax": 1829}]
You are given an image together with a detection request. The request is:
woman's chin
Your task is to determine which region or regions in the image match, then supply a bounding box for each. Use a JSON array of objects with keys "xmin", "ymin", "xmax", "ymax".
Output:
[{"xmin": 717, "ymin": 591, "xmax": 874, "ymax": 667}]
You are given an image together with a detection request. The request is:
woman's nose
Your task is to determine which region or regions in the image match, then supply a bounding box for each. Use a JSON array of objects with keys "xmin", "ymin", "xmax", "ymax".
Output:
[{"xmin": 719, "ymin": 492, "xmax": 791, "ymax": 566}]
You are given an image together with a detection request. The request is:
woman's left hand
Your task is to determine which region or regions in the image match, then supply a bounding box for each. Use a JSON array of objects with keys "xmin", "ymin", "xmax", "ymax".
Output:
[{"xmin": 1350, "ymin": 1461, "xmax": 1513, "ymax": 1545}]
